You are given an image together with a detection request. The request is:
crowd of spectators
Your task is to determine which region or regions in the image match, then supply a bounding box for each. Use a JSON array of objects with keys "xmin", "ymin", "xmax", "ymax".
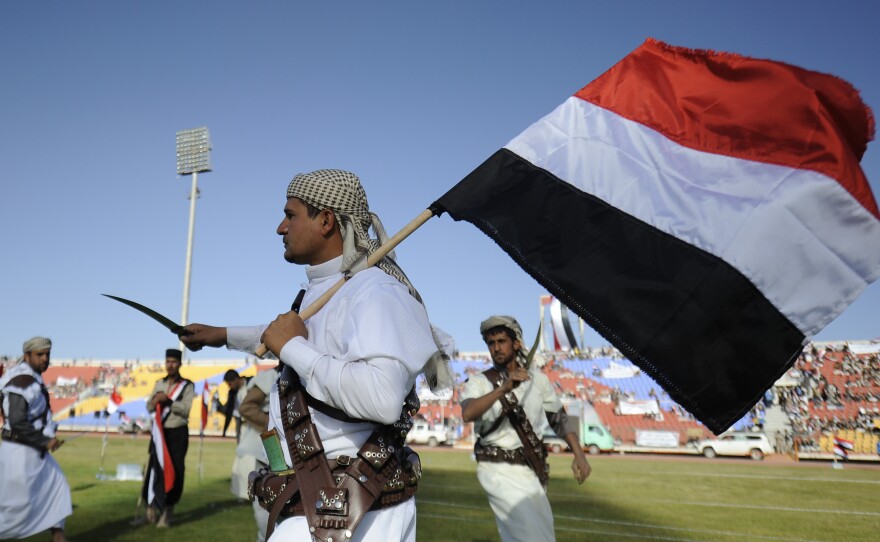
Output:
[{"xmin": 731, "ymin": 343, "xmax": 879, "ymax": 450}]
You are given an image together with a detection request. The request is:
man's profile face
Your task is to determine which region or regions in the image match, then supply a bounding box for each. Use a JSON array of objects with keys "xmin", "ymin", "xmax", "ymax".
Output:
[
  {"xmin": 165, "ymin": 356, "xmax": 182, "ymax": 378},
  {"xmin": 277, "ymin": 198, "xmax": 327, "ymax": 265},
  {"xmin": 24, "ymin": 348, "xmax": 51, "ymax": 374},
  {"xmin": 484, "ymin": 331, "xmax": 520, "ymax": 368}
]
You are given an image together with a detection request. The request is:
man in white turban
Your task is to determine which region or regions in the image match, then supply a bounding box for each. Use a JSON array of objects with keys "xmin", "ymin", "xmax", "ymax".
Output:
[{"xmin": 0, "ymin": 337, "xmax": 72, "ymax": 542}]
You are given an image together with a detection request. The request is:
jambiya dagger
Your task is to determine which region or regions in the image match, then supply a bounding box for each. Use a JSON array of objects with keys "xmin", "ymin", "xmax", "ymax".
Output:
[{"xmin": 102, "ymin": 294, "xmax": 192, "ymax": 337}]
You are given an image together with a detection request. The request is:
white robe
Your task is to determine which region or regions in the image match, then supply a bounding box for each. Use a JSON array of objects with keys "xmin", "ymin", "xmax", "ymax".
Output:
[
  {"xmin": 226, "ymin": 256, "xmax": 437, "ymax": 542},
  {"xmin": 232, "ymin": 368, "xmax": 276, "ymax": 542},
  {"xmin": 460, "ymin": 367, "xmax": 563, "ymax": 542},
  {"xmin": 0, "ymin": 363, "xmax": 72, "ymax": 538}
]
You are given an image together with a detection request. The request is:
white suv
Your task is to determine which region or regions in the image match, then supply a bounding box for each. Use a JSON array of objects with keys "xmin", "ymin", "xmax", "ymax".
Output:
[
  {"xmin": 405, "ymin": 422, "xmax": 448, "ymax": 447},
  {"xmin": 696, "ymin": 432, "xmax": 773, "ymax": 460}
]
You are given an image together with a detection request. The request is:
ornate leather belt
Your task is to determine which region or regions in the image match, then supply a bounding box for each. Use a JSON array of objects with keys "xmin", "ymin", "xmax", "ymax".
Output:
[
  {"xmin": 474, "ymin": 444, "xmax": 529, "ymax": 466},
  {"xmin": 249, "ymin": 454, "xmax": 419, "ymax": 520}
]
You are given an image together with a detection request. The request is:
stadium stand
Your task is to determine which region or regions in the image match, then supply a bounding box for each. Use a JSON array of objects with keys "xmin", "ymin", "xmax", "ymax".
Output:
[
  {"xmin": 416, "ymin": 342, "xmax": 879, "ymax": 455},
  {"xmin": 0, "ymin": 358, "xmax": 277, "ymax": 436},
  {"xmin": 3, "ymin": 342, "xmax": 876, "ymax": 457}
]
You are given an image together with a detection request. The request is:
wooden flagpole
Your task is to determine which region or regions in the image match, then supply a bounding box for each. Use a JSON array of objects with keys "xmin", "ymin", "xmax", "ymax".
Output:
[{"xmin": 197, "ymin": 432, "xmax": 204, "ymax": 482}]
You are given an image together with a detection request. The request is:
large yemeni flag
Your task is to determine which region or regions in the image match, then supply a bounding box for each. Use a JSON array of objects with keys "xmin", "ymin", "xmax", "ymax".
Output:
[{"xmin": 432, "ymin": 39, "xmax": 880, "ymax": 434}]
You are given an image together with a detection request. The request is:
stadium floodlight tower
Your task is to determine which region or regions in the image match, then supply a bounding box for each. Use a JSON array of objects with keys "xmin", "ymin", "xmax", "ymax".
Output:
[{"xmin": 175, "ymin": 127, "xmax": 212, "ymax": 356}]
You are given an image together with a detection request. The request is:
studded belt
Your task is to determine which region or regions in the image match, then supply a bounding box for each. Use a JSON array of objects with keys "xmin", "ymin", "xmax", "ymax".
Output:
[
  {"xmin": 474, "ymin": 444, "xmax": 529, "ymax": 466},
  {"xmin": 249, "ymin": 452, "xmax": 419, "ymax": 520}
]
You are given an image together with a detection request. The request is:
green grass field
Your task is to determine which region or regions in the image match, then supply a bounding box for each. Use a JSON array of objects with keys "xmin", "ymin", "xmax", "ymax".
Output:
[{"xmin": 18, "ymin": 434, "xmax": 880, "ymax": 541}]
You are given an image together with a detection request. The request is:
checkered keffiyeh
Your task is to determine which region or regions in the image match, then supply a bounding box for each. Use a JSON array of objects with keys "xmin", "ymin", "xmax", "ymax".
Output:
[
  {"xmin": 287, "ymin": 169, "xmax": 407, "ymax": 287},
  {"xmin": 22, "ymin": 336, "xmax": 52, "ymax": 353},
  {"xmin": 286, "ymin": 169, "xmax": 453, "ymax": 391}
]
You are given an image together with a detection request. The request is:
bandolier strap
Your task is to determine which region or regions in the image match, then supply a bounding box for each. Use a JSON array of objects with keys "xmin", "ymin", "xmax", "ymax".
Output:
[
  {"xmin": 475, "ymin": 366, "xmax": 549, "ymax": 488},
  {"xmin": 250, "ymin": 365, "xmax": 421, "ymax": 541}
]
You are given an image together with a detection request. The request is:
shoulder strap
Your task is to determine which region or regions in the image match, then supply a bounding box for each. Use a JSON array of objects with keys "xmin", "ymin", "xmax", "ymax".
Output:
[
  {"xmin": 271, "ymin": 365, "xmax": 419, "ymax": 542},
  {"xmin": 3, "ymin": 374, "xmax": 50, "ymax": 426},
  {"xmin": 160, "ymin": 379, "xmax": 189, "ymax": 422},
  {"xmin": 6, "ymin": 374, "xmax": 36, "ymax": 389},
  {"xmin": 477, "ymin": 368, "xmax": 506, "ymax": 438},
  {"xmin": 273, "ymin": 366, "xmax": 336, "ymax": 540},
  {"xmin": 304, "ymin": 389, "xmax": 368, "ymax": 424},
  {"xmin": 483, "ymin": 366, "xmax": 549, "ymax": 488}
]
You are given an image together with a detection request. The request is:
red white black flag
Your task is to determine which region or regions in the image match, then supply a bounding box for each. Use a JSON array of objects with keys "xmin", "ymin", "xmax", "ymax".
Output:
[
  {"xmin": 432, "ymin": 39, "xmax": 880, "ymax": 434},
  {"xmin": 200, "ymin": 382, "xmax": 210, "ymax": 434},
  {"xmin": 144, "ymin": 380, "xmax": 186, "ymax": 508},
  {"xmin": 107, "ymin": 387, "xmax": 124, "ymax": 414}
]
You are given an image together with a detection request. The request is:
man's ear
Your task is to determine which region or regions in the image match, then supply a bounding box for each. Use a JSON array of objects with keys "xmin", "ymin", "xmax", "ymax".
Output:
[
  {"xmin": 513, "ymin": 339, "xmax": 522, "ymax": 352},
  {"xmin": 319, "ymin": 209, "xmax": 337, "ymax": 236}
]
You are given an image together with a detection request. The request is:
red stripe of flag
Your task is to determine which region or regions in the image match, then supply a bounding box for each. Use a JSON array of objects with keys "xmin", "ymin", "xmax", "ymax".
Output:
[
  {"xmin": 575, "ymin": 38, "xmax": 878, "ymax": 219},
  {"xmin": 153, "ymin": 404, "xmax": 176, "ymax": 492},
  {"xmin": 834, "ymin": 436, "xmax": 854, "ymax": 450},
  {"xmin": 201, "ymin": 382, "xmax": 210, "ymax": 433},
  {"xmin": 107, "ymin": 387, "xmax": 124, "ymax": 414}
]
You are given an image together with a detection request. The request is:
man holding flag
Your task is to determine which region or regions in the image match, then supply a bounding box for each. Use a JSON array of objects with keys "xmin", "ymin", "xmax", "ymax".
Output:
[
  {"xmin": 179, "ymin": 169, "xmax": 452, "ymax": 542},
  {"xmin": 232, "ymin": 366, "xmax": 278, "ymax": 542},
  {"xmin": 142, "ymin": 348, "xmax": 194, "ymax": 528}
]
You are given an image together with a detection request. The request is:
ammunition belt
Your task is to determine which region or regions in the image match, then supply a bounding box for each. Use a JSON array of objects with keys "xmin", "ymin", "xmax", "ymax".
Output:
[{"xmin": 474, "ymin": 444, "xmax": 529, "ymax": 466}]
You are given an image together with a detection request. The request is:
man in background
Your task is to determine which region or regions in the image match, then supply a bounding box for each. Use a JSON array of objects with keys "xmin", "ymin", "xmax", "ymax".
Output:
[
  {"xmin": 232, "ymin": 366, "xmax": 278, "ymax": 542},
  {"xmin": 461, "ymin": 316, "xmax": 591, "ymax": 542},
  {"xmin": 142, "ymin": 348, "xmax": 194, "ymax": 528},
  {"xmin": 0, "ymin": 337, "xmax": 71, "ymax": 542},
  {"xmin": 222, "ymin": 369, "xmax": 249, "ymax": 440}
]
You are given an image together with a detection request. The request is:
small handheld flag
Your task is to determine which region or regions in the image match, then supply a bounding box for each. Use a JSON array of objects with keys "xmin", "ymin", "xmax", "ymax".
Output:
[
  {"xmin": 107, "ymin": 388, "xmax": 124, "ymax": 415},
  {"xmin": 201, "ymin": 382, "xmax": 210, "ymax": 434},
  {"xmin": 834, "ymin": 436, "xmax": 854, "ymax": 459}
]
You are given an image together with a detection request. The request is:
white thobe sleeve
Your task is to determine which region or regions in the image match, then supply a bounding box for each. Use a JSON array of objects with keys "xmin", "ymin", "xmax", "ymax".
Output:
[
  {"xmin": 279, "ymin": 283, "xmax": 437, "ymax": 425},
  {"xmin": 226, "ymin": 325, "xmax": 268, "ymax": 354},
  {"xmin": 538, "ymin": 371, "xmax": 564, "ymax": 412}
]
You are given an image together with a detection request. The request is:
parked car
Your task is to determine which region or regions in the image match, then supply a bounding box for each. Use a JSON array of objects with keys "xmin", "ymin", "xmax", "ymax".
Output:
[
  {"xmin": 543, "ymin": 434, "xmax": 571, "ymax": 453},
  {"xmin": 696, "ymin": 432, "xmax": 773, "ymax": 460},
  {"xmin": 117, "ymin": 416, "xmax": 151, "ymax": 434},
  {"xmin": 406, "ymin": 422, "xmax": 448, "ymax": 447}
]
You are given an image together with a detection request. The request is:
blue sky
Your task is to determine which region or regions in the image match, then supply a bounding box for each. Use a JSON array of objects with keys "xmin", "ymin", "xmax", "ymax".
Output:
[{"xmin": 2, "ymin": 1, "xmax": 879, "ymax": 360}]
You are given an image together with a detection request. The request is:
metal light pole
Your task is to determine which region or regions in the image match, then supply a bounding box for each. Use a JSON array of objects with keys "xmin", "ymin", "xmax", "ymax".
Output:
[{"xmin": 175, "ymin": 127, "xmax": 212, "ymax": 357}]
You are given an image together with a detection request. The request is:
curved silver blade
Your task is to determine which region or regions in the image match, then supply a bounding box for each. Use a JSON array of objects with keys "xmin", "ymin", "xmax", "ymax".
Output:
[
  {"xmin": 102, "ymin": 294, "xmax": 189, "ymax": 335},
  {"xmin": 524, "ymin": 322, "xmax": 543, "ymax": 369}
]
